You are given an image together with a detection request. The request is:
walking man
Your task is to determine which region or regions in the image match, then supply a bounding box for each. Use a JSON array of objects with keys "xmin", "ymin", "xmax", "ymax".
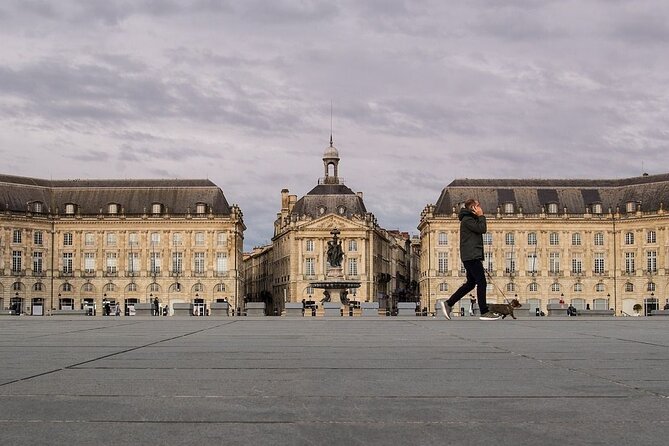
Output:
[{"xmin": 440, "ymin": 199, "xmax": 500, "ymax": 320}]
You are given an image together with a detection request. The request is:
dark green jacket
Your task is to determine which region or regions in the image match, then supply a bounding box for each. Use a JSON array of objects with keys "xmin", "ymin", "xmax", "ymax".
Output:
[{"xmin": 458, "ymin": 207, "xmax": 487, "ymax": 261}]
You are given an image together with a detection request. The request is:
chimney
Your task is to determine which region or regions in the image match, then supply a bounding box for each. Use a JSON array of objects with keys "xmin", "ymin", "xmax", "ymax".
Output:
[{"xmin": 281, "ymin": 189, "xmax": 290, "ymax": 210}]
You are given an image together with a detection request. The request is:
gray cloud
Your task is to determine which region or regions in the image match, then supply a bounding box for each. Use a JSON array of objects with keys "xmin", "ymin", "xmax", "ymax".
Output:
[{"xmin": 1, "ymin": 0, "xmax": 668, "ymax": 247}]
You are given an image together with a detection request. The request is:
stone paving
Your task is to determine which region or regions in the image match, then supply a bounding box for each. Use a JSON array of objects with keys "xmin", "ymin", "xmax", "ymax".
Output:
[{"xmin": 0, "ymin": 316, "xmax": 668, "ymax": 445}]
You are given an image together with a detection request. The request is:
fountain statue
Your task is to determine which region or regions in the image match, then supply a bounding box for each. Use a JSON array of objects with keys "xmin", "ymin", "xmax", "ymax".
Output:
[{"xmin": 310, "ymin": 228, "xmax": 361, "ymax": 307}]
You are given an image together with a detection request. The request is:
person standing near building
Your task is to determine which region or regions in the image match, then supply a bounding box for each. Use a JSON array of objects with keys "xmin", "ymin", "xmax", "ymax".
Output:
[
  {"xmin": 440, "ymin": 199, "xmax": 500, "ymax": 320},
  {"xmin": 154, "ymin": 296, "xmax": 160, "ymax": 316}
]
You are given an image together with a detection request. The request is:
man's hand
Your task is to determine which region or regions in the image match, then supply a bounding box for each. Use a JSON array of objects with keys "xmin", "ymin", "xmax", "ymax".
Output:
[{"xmin": 472, "ymin": 203, "xmax": 484, "ymax": 216}]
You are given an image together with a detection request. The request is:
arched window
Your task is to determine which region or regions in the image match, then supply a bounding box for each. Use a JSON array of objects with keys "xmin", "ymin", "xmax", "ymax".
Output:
[
  {"xmin": 108, "ymin": 203, "xmax": 119, "ymax": 214},
  {"xmin": 551, "ymin": 283, "xmax": 561, "ymax": 292},
  {"xmin": 504, "ymin": 202, "xmax": 514, "ymax": 214},
  {"xmin": 506, "ymin": 282, "xmax": 516, "ymax": 292},
  {"xmin": 439, "ymin": 282, "xmax": 448, "ymax": 292},
  {"xmin": 528, "ymin": 282, "xmax": 539, "ymax": 293},
  {"xmin": 193, "ymin": 283, "xmax": 204, "ymax": 293},
  {"xmin": 547, "ymin": 203, "xmax": 558, "ymax": 214},
  {"xmin": 595, "ymin": 283, "xmax": 605, "ymax": 293},
  {"xmin": 573, "ymin": 283, "xmax": 583, "ymax": 292},
  {"xmin": 624, "ymin": 282, "xmax": 634, "ymax": 292},
  {"xmin": 215, "ymin": 283, "xmax": 226, "ymax": 292},
  {"xmin": 647, "ymin": 282, "xmax": 656, "ymax": 292},
  {"xmin": 152, "ymin": 203, "xmax": 163, "ymax": 215}
]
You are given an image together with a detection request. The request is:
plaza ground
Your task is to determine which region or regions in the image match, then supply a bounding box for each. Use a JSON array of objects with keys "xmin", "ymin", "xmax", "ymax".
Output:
[{"xmin": 1, "ymin": 316, "xmax": 668, "ymax": 445}]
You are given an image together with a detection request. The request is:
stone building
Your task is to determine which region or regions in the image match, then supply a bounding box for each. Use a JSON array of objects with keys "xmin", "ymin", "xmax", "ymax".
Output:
[
  {"xmin": 0, "ymin": 174, "xmax": 245, "ymax": 316},
  {"xmin": 419, "ymin": 174, "xmax": 669, "ymax": 316},
  {"xmin": 244, "ymin": 139, "xmax": 418, "ymax": 315}
]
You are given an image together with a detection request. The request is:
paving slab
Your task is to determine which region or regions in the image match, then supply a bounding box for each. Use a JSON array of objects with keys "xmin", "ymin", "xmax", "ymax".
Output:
[{"xmin": 0, "ymin": 317, "xmax": 668, "ymax": 445}]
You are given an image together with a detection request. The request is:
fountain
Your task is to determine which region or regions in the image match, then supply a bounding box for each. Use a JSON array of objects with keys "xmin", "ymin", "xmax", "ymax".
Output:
[{"xmin": 310, "ymin": 228, "xmax": 361, "ymax": 314}]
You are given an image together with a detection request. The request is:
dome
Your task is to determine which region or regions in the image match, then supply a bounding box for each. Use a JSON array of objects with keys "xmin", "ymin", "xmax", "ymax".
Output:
[{"xmin": 323, "ymin": 144, "xmax": 339, "ymax": 159}]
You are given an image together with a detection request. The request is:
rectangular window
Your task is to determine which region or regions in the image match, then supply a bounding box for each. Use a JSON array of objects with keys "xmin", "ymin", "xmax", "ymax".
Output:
[
  {"xmin": 571, "ymin": 255, "xmax": 583, "ymax": 274},
  {"xmin": 106, "ymin": 252, "xmax": 117, "ymax": 273},
  {"xmin": 128, "ymin": 232, "xmax": 139, "ymax": 246},
  {"xmin": 13, "ymin": 229, "xmax": 22, "ymax": 244},
  {"xmin": 194, "ymin": 252, "xmax": 205, "ymax": 273},
  {"xmin": 216, "ymin": 253, "xmax": 228, "ymax": 272},
  {"xmin": 438, "ymin": 232, "xmax": 448, "ymax": 246},
  {"xmin": 437, "ymin": 252, "xmax": 448, "ymax": 273},
  {"xmin": 63, "ymin": 233, "xmax": 73, "ymax": 246},
  {"xmin": 12, "ymin": 250, "xmax": 22, "ymax": 272},
  {"xmin": 34, "ymin": 231, "xmax": 43, "ymax": 245},
  {"xmin": 172, "ymin": 252, "xmax": 183, "ymax": 273},
  {"xmin": 33, "ymin": 252, "xmax": 43, "ymax": 273},
  {"xmin": 106, "ymin": 232, "xmax": 117, "ymax": 246},
  {"xmin": 128, "ymin": 252, "xmax": 139, "ymax": 273},
  {"xmin": 549, "ymin": 252, "xmax": 560, "ymax": 273},
  {"xmin": 594, "ymin": 232, "xmax": 604, "ymax": 246},
  {"xmin": 348, "ymin": 258, "xmax": 358, "ymax": 276},
  {"xmin": 594, "ymin": 253, "xmax": 605, "ymax": 274},
  {"xmin": 625, "ymin": 252, "xmax": 635, "ymax": 274},
  {"xmin": 150, "ymin": 252, "xmax": 161, "ymax": 273},
  {"xmin": 484, "ymin": 251, "xmax": 494, "ymax": 272},
  {"xmin": 85, "ymin": 232, "xmax": 95, "ymax": 246},
  {"xmin": 572, "ymin": 233, "xmax": 582, "ymax": 246},
  {"xmin": 63, "ymin": 252, "xmax": 73, "ymax": 273},
  {"xmin": 84, "ymin": 253, "xmax": 96, "ymax": 273},
  {"xmin": 172, "ymin": 233, "xmax": 182, "ymax": 246},
  {"xmin": 527, "ymin": 232, "xmax": 537, "ymax": 245},
  {"xmin": 150, "ymin": 232, "xmax": 160, "ymax": 245},
  {"xmin": 505, "ymin": 251, "xmax": 516, "ymax": 273},
  {"xmin": 647, "ymin": 251, "xmax": 657, "ymax": 273},
  {"xmin": 306, "ymin": 240, "xmax": 314, "ymax": 252},
  {"xmin": 195, "ymin": 232, "xmax": 205, "ymax": 246},
  {"xmin": 527, "ymin": 252, "xmax": 538, "ymax": 273},
  {"xmin": 625, "ymin": 232, "xmax": 634, "ymax": 245},
  {"xmin": 216, "ymin": 232, "xmax": 226, "ymax": 245},
  {"xmin": 305, "ymin": 258, "xmax": 315, "ymax": 276},
  {"xmin": 647, "ymin": 231, "xmax": 656, "ymax": 244},
  {"xmin": 348, "ymin": 239, "xmax": 357, "ymax": 251}
]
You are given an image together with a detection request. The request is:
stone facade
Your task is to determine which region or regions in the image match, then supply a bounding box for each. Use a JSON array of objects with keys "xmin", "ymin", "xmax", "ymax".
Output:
[
  {"xmin": 419, "ymin": 174, "xmax": 669, "ymax": 316},
  {"xmin": 0, "ymin": 175, "xmax": 245, "ymax": 315},
  {"xmin": 243, "ymin": 140, "xmax": 419, "ymax": 315}
]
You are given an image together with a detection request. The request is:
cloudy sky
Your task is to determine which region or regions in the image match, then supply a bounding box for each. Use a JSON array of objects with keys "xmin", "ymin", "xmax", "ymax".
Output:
[{"xmin": 1, "ymin": 0, "xmax": 667, "ymax": 248}]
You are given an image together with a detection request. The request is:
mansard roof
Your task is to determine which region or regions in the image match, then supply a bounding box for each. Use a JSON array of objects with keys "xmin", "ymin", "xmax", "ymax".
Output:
[
  {"xmin": 0, "ymin": 174, "xmax": 232, "ymax": 215},
  {"xmin": 290, "ymin": 183, "xmax": 367, "ymax": 218},
  {"xmin": 434, "ymin": 173, "xmax": 669, "ymax": 215}
]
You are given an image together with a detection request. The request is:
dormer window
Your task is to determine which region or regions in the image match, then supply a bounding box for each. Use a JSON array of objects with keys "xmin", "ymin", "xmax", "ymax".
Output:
[
  {"xmin": 152, "ymin": 203, "xmax": 163, "ymax": 215},
  {"xmin": 64, "ymin": 203, "xmax": 76, "ymax": 215},
  {"xmin": 32, "ymin": 202, "xmax": 44, "ymax": 213},
  {"xmin": 108, "ymin": 203, "xmax": 119, "ymax": 215},
  {"xmin": 591, "ymin": 203, "xmax": 602, "ymax": 214},
  {"xmin": 626, "ymin": 201, "xmax": 637, "ymax": 213},
  {"xmin": 503, "ymin": 202, "xmax": 514, "ymax": 214},
  {"xmin": 196, "ymin": 203, "xmax": 206, "ymax": 214},
  {"xmin": 547, "ymin": 203, "xmax": 558, "ymax": 214},
  {"xmin": 318, "ymin": 206, "xmax": 326, "ymax": 215},
  {"xmin": 338, "ymin": 206, "xmax": 346, "ymax": 215}
]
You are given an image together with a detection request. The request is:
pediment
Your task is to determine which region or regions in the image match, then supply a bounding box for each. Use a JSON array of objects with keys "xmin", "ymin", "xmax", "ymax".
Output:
[{"xmin": 298, "ymin": 214, "xmax": 368, "ymax": 232}]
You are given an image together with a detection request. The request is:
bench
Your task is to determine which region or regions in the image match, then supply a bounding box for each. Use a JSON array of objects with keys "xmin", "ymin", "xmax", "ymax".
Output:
[
  {"xmin": 650, "ymin": 310, "xmax": 669, "ymax": 316},
  {"xmin": 397, "ymin": 302, "xmax": 418, "ymax": 316},
  {"xmin": 283, "ymin": 302, "xmax": 304, "ymax": 317},
  {"xmin": 51, "ymin": 309, "xmax": 89, "ymax": 316},
  {"xmin": 577, "ymin": 309, "xmax": 615, "ymax": 317},
  {"xmin": 245, "ymin": 302, "xmax": 266, "ymax": 317},
  {"xmin": 361, "ymin": 302, "xmax": 379, "ymax": 317},
  {"xmin": 210, "ymin": 302, "xmax": 230, "ymax": 316}
]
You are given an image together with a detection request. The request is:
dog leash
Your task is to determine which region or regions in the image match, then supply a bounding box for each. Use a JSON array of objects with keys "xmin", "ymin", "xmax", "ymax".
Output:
[{"xmin": 485, "ymin": 234, "xmax": 512, "ymax": 305}]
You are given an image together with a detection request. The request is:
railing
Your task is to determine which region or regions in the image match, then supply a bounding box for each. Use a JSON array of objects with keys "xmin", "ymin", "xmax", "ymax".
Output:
[
  {"xmin": 81, "ymin": 271, "xmax": 96, "ymax": 278},
  {"xmin": 214, "ymin": 271, "xmax": 229, "ymax": 277},
  {"xmin": 59, "ymin": 271, "xmax": 74, "ymax": 278},
  {"xmin": 103, "ymin": 271, "xmax": 118, "ymax": 277}
]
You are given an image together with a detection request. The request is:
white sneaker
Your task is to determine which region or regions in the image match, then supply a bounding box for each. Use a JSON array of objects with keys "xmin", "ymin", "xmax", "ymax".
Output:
[{"xmin": 439, "ymin": 301, "xmax": 452, "ymax": 320}]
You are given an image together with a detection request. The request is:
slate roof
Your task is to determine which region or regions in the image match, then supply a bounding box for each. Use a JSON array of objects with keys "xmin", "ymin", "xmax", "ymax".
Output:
[
  {"xmin": 434, "ymin": 173, "xmax": 669, "ymax": 215},
  {"xmin": 290, "ymin": 183, "xmax": 367, "ymax": 218},
  {"xmin": 0, "ymin": 174, "xmax": 232, "ymax": 215}
]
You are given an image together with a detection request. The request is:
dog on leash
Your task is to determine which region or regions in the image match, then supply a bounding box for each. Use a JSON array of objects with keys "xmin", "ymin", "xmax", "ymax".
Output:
[{"xmin": 487, "ymin": 299, "xmax": 522, "ymax": 319}]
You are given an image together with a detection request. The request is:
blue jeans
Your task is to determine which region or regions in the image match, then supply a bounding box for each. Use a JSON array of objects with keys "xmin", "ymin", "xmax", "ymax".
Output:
[{"xmin": 445, "ymin": 259, "xmax": 489, "ymax": 315}]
